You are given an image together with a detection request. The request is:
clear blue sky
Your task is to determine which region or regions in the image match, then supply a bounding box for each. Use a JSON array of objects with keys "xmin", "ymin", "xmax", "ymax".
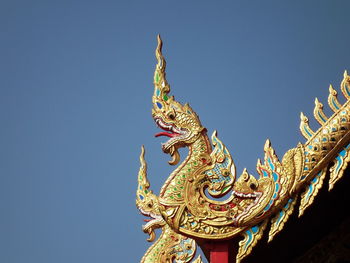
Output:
[{"xmin": 1, "ymin": 1, "xmax": 350, "ymax": 262}]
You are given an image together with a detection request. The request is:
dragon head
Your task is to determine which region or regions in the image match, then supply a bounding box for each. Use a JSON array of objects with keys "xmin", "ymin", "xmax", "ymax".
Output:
[
  {"xmin": 152, "ymin": 35, "xmax": 205, "ymax": 165},
  {"xmin": 136, "ymin": 146, "xmax": 165, "ymax": 242}
]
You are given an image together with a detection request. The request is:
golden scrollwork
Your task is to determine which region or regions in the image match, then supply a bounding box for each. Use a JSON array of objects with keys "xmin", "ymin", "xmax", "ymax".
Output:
[{"xmin": 136, "ymin": 36, "xmax": 350, "ymax": 262}]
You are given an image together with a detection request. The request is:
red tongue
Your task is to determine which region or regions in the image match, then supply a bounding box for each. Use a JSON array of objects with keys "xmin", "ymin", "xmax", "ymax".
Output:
[
  {"xmin": 155, "ymin": 132, "xmax": 176, "ymax": 138},
  {"xmin": 144, "ymin": 219, "xmax": 152, "ymax": 222}
]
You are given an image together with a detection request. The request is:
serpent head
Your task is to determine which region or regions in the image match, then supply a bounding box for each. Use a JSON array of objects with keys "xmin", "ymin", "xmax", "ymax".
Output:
[
  {"xmin": 136, "ymin": 146, "xmax": 165, "ymax": 241},
  {"xmin": 152, "ymin": 35, "xmax": 205, "ymax": 165}
]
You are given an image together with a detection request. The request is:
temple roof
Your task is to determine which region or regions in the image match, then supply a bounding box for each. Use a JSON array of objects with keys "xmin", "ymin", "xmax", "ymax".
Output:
[{"xmin": 243, "ymin": 167, "xmax": 350, "ymax": 263}]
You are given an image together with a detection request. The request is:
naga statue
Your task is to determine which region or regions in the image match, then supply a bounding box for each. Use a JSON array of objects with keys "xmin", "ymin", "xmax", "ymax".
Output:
[
  {"xmin": 135, "ymin": 35, "xmax": 350, "ymax": 262},
  {"xmin": 136, "ymin": 146, "xmax": 202, "ymax": 263}
]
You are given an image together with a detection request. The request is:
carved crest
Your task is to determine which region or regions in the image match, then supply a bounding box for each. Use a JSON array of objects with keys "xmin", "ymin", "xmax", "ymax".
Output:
[{"xmin": 136, "ymin": 36, "xmax": 350, "ymax": 262}]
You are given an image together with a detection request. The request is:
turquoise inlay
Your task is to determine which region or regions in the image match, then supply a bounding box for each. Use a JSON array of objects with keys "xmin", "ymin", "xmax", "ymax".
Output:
[
  {"xmin": 251, "ymin": 226, "xmax": 259, "ymax": 233},
  {"xmin": 305, "ymin": 158, "xmax": 309, "ymax": 162},
  {"xmin": 340, "ymin": 149, "xmax": 347, "ymax": 157},
  {"xmin": 332, "ymin": 98, "xmax": 340, "ymax": 110},
  {"xmin": 243, "ymin": 224, "xmax": 264, "ymax": 249},
  {"xmin": 305, "ymin": 184, "xmax": 313, "ymax": 200},
  {"xmin": 314, "ymin": 171, "xmax": 322, "ymax": 181},
  {"xmin": 276, "ymin": 210, "xmax": 284, "ymax": 225},
  {"xmin": 275, "ymin": 183, "xmax": 280, "ymax": 192},
  {"xmin": 305, "ymin": 151, "xmax": 308, "ymax": 155},
  {"xmin": 187, "ymin": 110, "xmax": 192, "ymax": 114},
  {"xmin": 262, "ymin": 170, "xmax": 268, "ymax": 177},
  {"xmin": 305, "ymin": 171, "xmax": 322, "ymax": 200},
  {"xmin": 264, "ymin": 200, "xmax": 273, "ymax": 211},
  {"xmin": 272, "ymin": 172, "xmax": 279, "ymax": 182},
  {"xmin": 156, "ymin": 89, "xmax": 160, "ymax": 96},
  {"xmin": 332, "ymin": 127, "xmax": 337, "ymax": 132},
  {"xmin": 345, "ymin": 85, "xmax": 350, "ymax": 96},
  {"xmin": 284, "ymin": 198, "xmax": 292, "ymax": 209},
  {"xmin": 244, "ymin": 229, "xmax": 253, "ymax": 249},
  {"xmin": 301, "ymin": 175, "xmax": 306, "ymax": 180},
  {"xmin": 335, "ymin": 154, "xmax": 344, "ymax": 174},
  {"xmin": 341, "ymin": 117, "xmax": 347, "ymax": 122},
  {"xmin": 275, "ymin": 198, "xmax": 292, "ymax": 225},
  {"xmin": 345, "ymin": 85, "xmax": 350, "ymax": 97},
  {"xmin": 304, "ymin": 167, "xmax": 309, "ymax": 171},
  {"xmin": 268, "ymin": 157, "xmax": 275, "ymax": 170},
  {"xmin": 318, "ymin": 112, "xmax": 326, "ymax": 123},
  {"xmin": 308, "ymin": 145, "xmax": 313, "ymax": 150},
  {"xmin": 304, "ymin": 126, "xmax": 312, "ymax": 137},
  {"xmin": 322, "ymin": 137, "xmax": 327, "ymax": 142},
  {"xmin": 217, "ymin": 142, "xmax": 222, "ymax": 150}
]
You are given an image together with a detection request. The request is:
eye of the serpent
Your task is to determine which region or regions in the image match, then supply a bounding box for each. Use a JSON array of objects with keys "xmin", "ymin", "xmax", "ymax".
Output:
[{"xmin": 169, "ymin": 113, "xmax": 175, "ymax": 120}]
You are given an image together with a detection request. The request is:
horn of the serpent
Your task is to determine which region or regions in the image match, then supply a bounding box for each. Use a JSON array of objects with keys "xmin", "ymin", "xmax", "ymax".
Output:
[
  {"xmin": 136, "ymin": 146, "xmax": 150, "ymax": 203},
  {"xmin": 152, "ymin": 35, "xmax": 171, "ymax": 107}
]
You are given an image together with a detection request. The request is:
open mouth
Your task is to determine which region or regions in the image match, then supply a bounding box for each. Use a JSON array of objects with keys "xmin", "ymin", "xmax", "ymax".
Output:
[
  {"xmin": 139, "ymin": 210, "xmax": 165, "ymax": 242},
  {"xmin": 232, "ymin": 191, "xmax": 263, "ymax": 226},
  {"xmin": 139, "ymin": 208, "xmax": 163, "ymax": 227},
  {"xmin": 154, "ymin": 117, "xmax": 190, "ymax": 165},
  {"xmin": 232, "ymin": 190, "xmax": 258, "ymax": 199},
  {"xmin": 139, "ymin": 210, "xmax": 165, "ymax": 233},
  {"xmin": 142, "ymin": 214, "xmax": 158, "ymax": 228},
  {"xmin": 143, "ymin": 215, "xmax": 164, "ymax": 230},
  {"xmin": 154, "ymin": 118, "xmax": 185, "ymax": 138}
]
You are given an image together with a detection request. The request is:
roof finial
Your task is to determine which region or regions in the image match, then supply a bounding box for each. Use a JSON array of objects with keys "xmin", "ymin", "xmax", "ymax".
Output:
[{"xmin": 153, "ymin": 35, "xmax": 170, "ymax": 106}]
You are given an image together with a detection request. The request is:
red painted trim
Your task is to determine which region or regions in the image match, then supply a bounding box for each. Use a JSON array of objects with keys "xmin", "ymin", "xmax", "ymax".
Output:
[{"xmin": 204, "ymin": 241, "xmax": 233, "ymax": 263}]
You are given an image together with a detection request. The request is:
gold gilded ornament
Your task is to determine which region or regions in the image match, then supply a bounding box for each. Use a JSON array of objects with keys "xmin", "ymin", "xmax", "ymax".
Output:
[
  {"xmin": 136, "ymin": 146, "xmax": 202, "ymax": 263},
  {"xmin": 136, "ymin": 35, "xmax": 350, "ymax": 262}
]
